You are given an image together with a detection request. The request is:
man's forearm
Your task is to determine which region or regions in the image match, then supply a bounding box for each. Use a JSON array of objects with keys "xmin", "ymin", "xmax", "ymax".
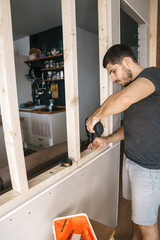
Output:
[{"xmin": 106, "ymin": 125, "xmax": 124, "ymax": 143}]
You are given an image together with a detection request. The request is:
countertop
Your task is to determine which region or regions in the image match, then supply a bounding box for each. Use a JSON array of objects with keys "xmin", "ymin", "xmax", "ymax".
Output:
[{"xmin": 19, "ymin": 106, "xmax": 66, "ymax": 114}]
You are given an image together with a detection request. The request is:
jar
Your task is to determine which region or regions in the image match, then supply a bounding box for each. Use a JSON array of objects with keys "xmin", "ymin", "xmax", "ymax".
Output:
[
  {"xmin": 51, "ymin": 48, "xmax": 57, "ymax": 56},
  {"xmin": 60, "ymin": 70, "xmax": 64, "ymax": 79},
  {"xmin": 44, "ymin": 61, "xmax": 49, "ymax": 68},
  {"xmin": 56, "ymin": 72, "xmax": 60, "ymax": 79},
  {"xmin": 52, "ymin": 71, "xmax": 57, "ymax": 79},
  {"xmin": 60, "ymin": 61, "xmax": 64, "ymax": 66},
  {"xmin": 47, "ymin": 71, "xmax": 52, "ymax": 79},
  {"xmin": 49, "ymin": 60, "xmax": 53, "ymax": 68},
  {"xmin": 53, "ymin": 62, "xmax": 56, "ymax": 68}
]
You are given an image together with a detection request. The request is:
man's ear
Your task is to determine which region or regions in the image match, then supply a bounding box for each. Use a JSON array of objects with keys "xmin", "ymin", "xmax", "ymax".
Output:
[{"xmin": 122, "ymin": 57, "xmax": 131, "ymax": 68}]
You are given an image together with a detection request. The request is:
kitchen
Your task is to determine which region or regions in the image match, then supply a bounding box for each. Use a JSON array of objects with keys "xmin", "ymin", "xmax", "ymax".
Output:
[{"xmin": 18, "ymin": 26, "xmax": 67, "ymax": 152}]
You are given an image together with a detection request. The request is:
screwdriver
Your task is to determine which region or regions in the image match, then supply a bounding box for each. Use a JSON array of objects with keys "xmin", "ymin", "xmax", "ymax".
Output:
[{"xmin": 85, "ymin": 118, "xmax": 104, "ymax": 150}]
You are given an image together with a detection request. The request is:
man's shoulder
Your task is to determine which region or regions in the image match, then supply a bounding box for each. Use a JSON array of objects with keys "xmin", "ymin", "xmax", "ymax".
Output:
[
  {"xmin": 140, "ymin": 67, "xmax": 160, "ymax": 75},
  {"xmin": 138, "ymin": 67, "xmax": 160, "ymax": 92}
]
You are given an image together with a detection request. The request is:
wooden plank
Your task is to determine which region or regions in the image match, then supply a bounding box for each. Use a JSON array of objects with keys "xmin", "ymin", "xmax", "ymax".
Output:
[
  {"xmin": 149, "ymin": 0, "xmax": 158, "ymax": 66},
  {"xmin": 0, "ymin": 0, "xmax": 28, "ymax": 192},
  {"xmin": 109, "ymin": 0, "xmax": 121, "ymax": 135},
  {"xmin": 98, "ymin": 0, "xmax": 120, "ymax": 137},
  {"xmin": 61, "ymin": 0, "xmax": 80, "ymax": 161},
  {"xmin": 98, "ymin": 0, "xmax": 110, "ymax": 136}
]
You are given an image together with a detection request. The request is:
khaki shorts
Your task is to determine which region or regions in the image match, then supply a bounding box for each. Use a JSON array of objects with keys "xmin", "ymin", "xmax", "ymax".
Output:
[{"xmin": 122, "ymin": 156, "xmax": 160, "ymax": 225}]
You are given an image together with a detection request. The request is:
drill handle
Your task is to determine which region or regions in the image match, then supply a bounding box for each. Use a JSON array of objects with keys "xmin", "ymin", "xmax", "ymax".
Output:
[{"xmin": 94, "ymin": 121, "xmax": 104, "ymax": 135}]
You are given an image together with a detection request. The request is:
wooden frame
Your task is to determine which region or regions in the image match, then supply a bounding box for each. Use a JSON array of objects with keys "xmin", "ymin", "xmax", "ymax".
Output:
[
  {"xmin": 98, "ymin": 0, "xmax": 111, "ymax": 137},
  {"xmin": 0, "ymin": 0, "xmax": 158, "ymax": 219},
  {"xmin": 0, "ymin": 0, "xmax": 28, "ymax": 193},
  {"xmin": 61, "ymin": 0, "xmax": 80, "ymax": 161},
  {"xmin": 149, "ymin": 0, "xmax": 158, "ymax": 66}
]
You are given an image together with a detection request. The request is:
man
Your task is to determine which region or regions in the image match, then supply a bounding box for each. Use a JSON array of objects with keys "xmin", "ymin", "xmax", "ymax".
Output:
[{"xmin": 86, "ymin": 44, "xmax": 160, "ymax": 240}]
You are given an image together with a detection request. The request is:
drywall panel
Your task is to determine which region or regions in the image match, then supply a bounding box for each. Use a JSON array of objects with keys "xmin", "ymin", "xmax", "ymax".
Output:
[
  {"xmin": 120, "ymin": 0, "xmax": 150, "ymax": 24},
  {"xmin": 0, "ymin": 143, "xmax": 120, "ymax": 240}
]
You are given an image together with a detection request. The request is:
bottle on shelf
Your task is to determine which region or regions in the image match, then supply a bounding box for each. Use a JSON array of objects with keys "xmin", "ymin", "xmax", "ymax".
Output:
[
  {"xmin": 59, "ymin": 40, "xmax": 63, "ymax": 54},
  {"xmin": 41, "ymin": 43, "xmax": 47, "ymax": 57}
]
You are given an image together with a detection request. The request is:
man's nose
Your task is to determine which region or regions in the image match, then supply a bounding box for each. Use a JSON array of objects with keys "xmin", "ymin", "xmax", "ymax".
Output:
[{"xmin": 111, "ymin": 73, "xmax": 116, "ymax": 82}]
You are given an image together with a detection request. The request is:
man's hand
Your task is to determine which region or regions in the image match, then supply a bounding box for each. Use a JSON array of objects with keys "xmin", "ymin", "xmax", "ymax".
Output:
[
  {"xmin": 87, "ymin": 126, "xmax": 124, "ymax": 151},
  {"xmin": 88, "ymin": 137, "xmax": 109, "ymax": 152},
  {"xmin": 86, "ymin": 116, "xmax": 99, "ymax": 133}
]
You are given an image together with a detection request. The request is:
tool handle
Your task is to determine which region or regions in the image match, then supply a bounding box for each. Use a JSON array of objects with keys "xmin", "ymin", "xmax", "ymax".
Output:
[{"xmin": 94, "ymin": 121, "xmax": 104, "ymax": 135}]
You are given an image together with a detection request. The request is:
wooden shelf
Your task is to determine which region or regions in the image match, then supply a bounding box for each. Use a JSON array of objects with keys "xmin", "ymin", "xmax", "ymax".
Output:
[
  {"xmin": 41, "ymin": 66, "xmax": 64, "ymax": 71},
  {"xmin": 43, "ymin": 78, "xmax": 64, "ymax": 82},
  {"xmin": 24, "ymin": 53, "xmax": 63, "ymax": 63}
]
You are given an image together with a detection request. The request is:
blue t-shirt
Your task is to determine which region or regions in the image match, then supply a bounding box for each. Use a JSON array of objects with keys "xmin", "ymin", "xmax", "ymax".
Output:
[{"xmin": 123, "ymin": 67, "xmax": 160, "ymax": 169}]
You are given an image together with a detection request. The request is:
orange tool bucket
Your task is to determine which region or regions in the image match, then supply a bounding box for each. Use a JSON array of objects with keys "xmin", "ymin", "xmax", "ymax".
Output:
[{"xmin": 52, "ymin": 213, "xmax": 97, "ymax": 240}]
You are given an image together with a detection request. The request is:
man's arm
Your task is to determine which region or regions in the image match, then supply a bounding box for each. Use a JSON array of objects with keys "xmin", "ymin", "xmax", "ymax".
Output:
[
  {"xmin": 86, "ymin": 77, "xmax": 155, "ymax": 132},
  {"xmin": 90, "ymin": 125, "xmax": 124, "ymax": 151}
]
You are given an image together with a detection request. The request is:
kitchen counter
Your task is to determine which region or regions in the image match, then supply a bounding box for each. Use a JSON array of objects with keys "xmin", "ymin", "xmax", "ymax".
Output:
[
  {"xmin": 19, "ymin": 106, "xmax": 66, "ymax": 114},
  {"xmin": 20, "ymin": 107, "xmax": 67, "ymax": 150}
]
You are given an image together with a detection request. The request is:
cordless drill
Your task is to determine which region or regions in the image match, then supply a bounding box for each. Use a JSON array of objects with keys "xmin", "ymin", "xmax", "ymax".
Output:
[{"xmin": 85, "ymin": 118, "xmax": 104, "ymax": 150}]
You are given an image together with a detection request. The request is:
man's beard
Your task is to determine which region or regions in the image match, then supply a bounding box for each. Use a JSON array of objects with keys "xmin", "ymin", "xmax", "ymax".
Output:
[{"xmin": 122, "ymin": 65, "xmax": 133, "ymax": 86}]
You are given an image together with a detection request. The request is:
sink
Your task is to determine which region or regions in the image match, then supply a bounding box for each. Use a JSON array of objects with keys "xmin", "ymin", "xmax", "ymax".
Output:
[{"xmin": 19, "ymin": 105, "xmax": 47, "ymax": 111}]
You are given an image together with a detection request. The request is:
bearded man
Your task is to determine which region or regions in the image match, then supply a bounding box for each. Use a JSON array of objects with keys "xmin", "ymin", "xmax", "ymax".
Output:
[{"xmin": 86, "ymin": 44, "xmax": 160, "ymax": 240}]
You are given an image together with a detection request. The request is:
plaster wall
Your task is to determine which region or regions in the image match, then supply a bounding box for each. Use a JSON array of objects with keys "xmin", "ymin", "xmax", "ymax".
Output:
[
  {"xmin": 0, "ymin": 143, "xmax": 120, "ymax": 240},
  {"xmin": 14, "ymin": 36, "xmax": 30, "ymax": 56},
  {"xmin": 15, "ymin": 55, "xmax": 32, "ymax": 106}
]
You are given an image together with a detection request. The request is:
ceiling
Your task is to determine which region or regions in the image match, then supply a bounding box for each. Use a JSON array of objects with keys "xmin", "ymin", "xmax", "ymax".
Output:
[{"xmin": 10, "ymin": 0, "xmax": 98, "ymax": 40}]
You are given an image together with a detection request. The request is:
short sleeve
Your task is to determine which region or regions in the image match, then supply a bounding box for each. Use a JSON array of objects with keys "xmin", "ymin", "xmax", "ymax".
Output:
[{"xmin": 138, "ymin": 67, "xmax": 160, "ymax": 92}]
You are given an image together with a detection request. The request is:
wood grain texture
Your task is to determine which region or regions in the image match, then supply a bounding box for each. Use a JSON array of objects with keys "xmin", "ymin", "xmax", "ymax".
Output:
[
  {"xmin": 149, "ymin": 0, "xmax": 158, "ymax": 66},
  {"xmin": 61, "ymin": 0, "xmax": 80, "ymax": 161},
  {"xmin": 0, "ymin": 0, "xmax": 28, "ymax": 192}
]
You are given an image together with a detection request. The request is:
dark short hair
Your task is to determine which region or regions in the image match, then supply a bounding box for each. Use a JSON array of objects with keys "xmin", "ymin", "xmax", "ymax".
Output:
[{"xmin": 103, "ymin": 44, "xmax": 137, "ymax": 68}]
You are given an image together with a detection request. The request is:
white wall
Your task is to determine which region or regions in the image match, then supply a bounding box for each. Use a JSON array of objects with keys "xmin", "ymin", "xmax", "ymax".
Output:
[
  {"xmin": 77, "ymin": 27, "xmax": 100, "ymax": 140},
  {"xmin": 15, "ymin": 55, "xmax": 32, "ymax": 106},
  {"xmin": 14, "ymin": 36, "xmax": 30, "ymax": 56},
  {"xmin": 121, "ymin": 0, "xmax": 150, "ymax": 24}
]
